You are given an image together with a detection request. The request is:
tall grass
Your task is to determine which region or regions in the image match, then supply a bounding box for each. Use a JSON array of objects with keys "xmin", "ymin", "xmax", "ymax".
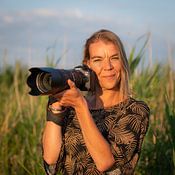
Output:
[
  {"xmin": 129, "ymin": 40, "xmax": 175, "ymax": 174},
  {"xmin": 0, "ymin": 62, "xmax": 47, "ymax": 174},
  {"xmin": 0, "ymin": 43, "xmax": 175, "ymax": 174}
]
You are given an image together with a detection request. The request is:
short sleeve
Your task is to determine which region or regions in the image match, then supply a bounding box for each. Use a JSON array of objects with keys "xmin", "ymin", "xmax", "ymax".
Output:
[{"xmin": 105, "ymin": 100, "xmax": 150, "ymax": 174}]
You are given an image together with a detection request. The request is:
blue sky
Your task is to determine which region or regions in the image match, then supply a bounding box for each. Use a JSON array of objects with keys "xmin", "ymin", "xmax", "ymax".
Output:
[{"xmin": 0, "ymin": 0, "xmax": 175, "ymax": 68}]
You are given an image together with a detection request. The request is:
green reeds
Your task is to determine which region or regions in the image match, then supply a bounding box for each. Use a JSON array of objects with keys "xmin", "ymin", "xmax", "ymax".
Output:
[
  {"xmin": 0, "ymin": 62, "xmax": 47, "ymax": 174},
  {"xmin": 129, "ymin": 39, "xmax": 175, "ymax": 174}
]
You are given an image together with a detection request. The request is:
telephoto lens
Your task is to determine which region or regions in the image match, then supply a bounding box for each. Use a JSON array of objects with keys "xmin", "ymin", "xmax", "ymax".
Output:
[{"xmin": 26, "ymin": 65, "xmax": 92, "ymax": 96}]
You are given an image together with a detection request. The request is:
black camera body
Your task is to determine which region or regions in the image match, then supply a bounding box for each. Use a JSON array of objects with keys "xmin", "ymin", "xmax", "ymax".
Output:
[{"xmin": 27, "ymin": 65, "xmax": 93, "ymax": 96}]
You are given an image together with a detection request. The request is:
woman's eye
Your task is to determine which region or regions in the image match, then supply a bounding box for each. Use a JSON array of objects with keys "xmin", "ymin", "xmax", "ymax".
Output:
[
  {"xmin": 93, "ymin": 59, "xmax": 101, "ymax": 62},
  {"xmin": 111, "ymin": 56, "xmax": 119, "ymax": 60}
]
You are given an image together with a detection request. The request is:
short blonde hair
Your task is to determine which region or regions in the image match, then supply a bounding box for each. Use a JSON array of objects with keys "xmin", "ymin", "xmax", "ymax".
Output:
[{"xmin": 83, "ymin": 29, "xmax": 130, "ymax": 100}]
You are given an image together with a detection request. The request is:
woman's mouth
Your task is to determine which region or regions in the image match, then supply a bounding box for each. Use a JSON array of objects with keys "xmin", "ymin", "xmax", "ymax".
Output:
[
  {"xmin": 102, "ymin": 74, "xmax": 116, "ymax": 80},
  {"xmin": 102, "ymin": 74, "xmax": 115, "ymax": 78}
]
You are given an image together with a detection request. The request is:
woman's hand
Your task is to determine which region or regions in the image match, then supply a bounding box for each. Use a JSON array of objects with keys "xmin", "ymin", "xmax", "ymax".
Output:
[{"xmin": 51, "ymin": 79, "xmax": 86, "ymax": 110}]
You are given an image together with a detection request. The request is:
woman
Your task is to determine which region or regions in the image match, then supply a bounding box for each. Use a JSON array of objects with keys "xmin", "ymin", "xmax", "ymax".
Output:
[{"xmin": 42, "ymin": 29, "xmax": 150, "ymax": 175}]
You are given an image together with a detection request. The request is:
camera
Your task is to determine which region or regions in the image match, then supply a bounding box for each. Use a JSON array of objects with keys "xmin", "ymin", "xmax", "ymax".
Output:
[{"xmin": 26, "ymin": 65, "xmax": 93, "ymax": 96}]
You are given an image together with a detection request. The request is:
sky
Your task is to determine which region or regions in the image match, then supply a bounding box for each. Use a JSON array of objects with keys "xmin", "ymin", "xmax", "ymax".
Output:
[{"xmin": 0, "ymin": 0, "xmax": 175, "ymax": 69}]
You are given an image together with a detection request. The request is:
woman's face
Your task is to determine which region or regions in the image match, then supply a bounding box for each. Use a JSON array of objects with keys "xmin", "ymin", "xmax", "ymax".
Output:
[{"xmin": 87, "ymin": 40, "xmax": 122, "ymax": 91}]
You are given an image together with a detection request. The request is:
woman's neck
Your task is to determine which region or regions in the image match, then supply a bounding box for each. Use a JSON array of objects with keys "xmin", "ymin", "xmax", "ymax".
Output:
[
  {"xmin": 88, "ymin": 89, "xmax": 124, "ymax": 109},
  {"xmin": 97, "ymin": 89, "xmax": 122, "ymax": 108}
]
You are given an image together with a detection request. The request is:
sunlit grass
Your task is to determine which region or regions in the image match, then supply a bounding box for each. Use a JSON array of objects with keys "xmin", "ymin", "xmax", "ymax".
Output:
[{"xmin": 0, "ymin": 62, "xmax": 47, "ymax": 174}]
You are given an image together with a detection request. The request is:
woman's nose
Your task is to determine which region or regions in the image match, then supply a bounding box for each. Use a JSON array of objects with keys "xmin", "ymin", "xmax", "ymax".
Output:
[{"xmin": 103, "ymin": 59, "xmax": 113, "ymax": 70}]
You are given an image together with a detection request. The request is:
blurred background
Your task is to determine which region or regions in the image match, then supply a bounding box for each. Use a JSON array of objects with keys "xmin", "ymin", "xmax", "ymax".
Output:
[{"xmin": 0, "ymin": 0, "xmax": 175, "ymax": 174}]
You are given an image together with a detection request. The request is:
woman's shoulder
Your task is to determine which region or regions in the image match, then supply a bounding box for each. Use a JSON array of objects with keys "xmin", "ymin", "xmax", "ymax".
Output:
[
  {"xmin": 127, "ymin": 97, "xmax": 150, "ymax": 120},
  {"xmin": 129, "ymin": 97, "xmax": 150, "ymax": 110}
]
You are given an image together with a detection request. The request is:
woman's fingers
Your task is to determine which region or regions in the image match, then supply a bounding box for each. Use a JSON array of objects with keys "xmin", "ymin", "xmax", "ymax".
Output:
[
  {"xmin": 67, "ymin": 79, "xmax": 76, "ymax": 89},
  {"xmin": 51, "ymin": 101, "xmax": 62, "ymax": 110},
  {"xmin": 52, "ymin": 79, "xmax": 80, "ymax": 106},
  {"xmin": 52, "ymin": 91, "xmax": 64, "ymax": 99},
  {"xmin": 53, "ymin": 79, "xmax": 75, "ymax": 98}
]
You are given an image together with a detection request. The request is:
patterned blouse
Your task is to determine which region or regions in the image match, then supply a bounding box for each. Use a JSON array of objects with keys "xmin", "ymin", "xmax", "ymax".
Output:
[{"xmin": 55, "ymin": 97, "xmax": 150, "ymax": 175}]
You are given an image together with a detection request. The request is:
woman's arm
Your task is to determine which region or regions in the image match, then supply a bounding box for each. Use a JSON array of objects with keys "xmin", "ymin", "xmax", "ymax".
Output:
[
  {"xmin": 75, "ymin": 98, "xmax": 115, "ymax": 172},
  {"xmin": 42, "ymin": 98, "xmax": 65, "ymax": 169},
  {"xmin": 42, "ymin": 121, "xmax": 62, "ymax": 164}
]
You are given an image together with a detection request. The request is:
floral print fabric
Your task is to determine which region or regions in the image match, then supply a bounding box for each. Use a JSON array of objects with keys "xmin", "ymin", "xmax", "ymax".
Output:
[{"xmin": 57, "ymin": 97, "xmax": 150, "ymax": 175}]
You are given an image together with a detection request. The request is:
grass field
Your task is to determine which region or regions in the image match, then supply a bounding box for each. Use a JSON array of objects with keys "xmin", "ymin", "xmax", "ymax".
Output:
[{"xmin": 0, "ymin": 43, "xmax": 174, "ymax": 174}]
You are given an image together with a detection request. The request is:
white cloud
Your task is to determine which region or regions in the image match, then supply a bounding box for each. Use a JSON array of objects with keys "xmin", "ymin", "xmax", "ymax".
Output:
[
  {"xmin": 32, "ymin": 8, "xmax": 59, "ymax": 17},
  {"xmin": 31, "ymin": 8, "xmax": 85, "ymax": 20},
  {"xmin": 0, "ymin": 7, "xmax": 134, "ymax": 29},
  {"xmin": 2, "ymin": 15, "xmax": 14, "ymax": 24},
  {"xmin": 63, "ymin": 8, "xmax": 83, "ymax": 19}
]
